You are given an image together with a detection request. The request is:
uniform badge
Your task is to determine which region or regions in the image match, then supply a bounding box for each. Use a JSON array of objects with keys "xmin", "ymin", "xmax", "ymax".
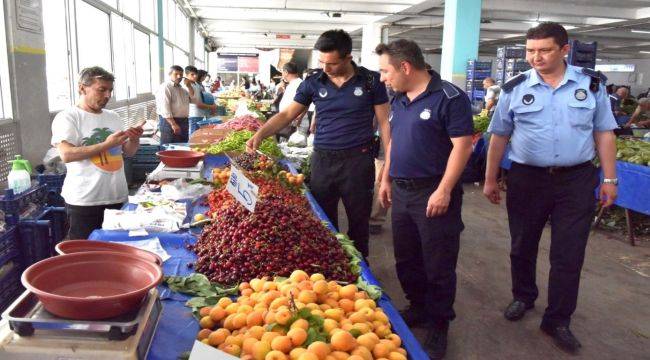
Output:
[
  {"xmin": 419, "ymin": 108, "xmax": 431, "ymax": 120},
  {"xmin": 354, "ymin": 87, "xmax": 363, "ymax": 96},
  {"xmin": 575, "ymin": 89, "xmax": 587, "ymax": 101},
  {"xmin": 318, "ymin": 88, "xmax": 328, "ymax": 98},
  {"xmin": 388, "ymin": 112, "xmax": 394, "ymax": 122},
  {"xmin": 522, "ymin": 94, "xmax": 535, "ymax": 105}
]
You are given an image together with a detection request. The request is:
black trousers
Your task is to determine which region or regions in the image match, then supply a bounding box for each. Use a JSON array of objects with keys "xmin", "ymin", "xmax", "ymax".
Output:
[
  {"xmin": 391, "ymin": 179, "xmax": 464, "ymax": 323},
  {"xmin": 506, "ymin": 162, "xmax": 599, "ymax": 327},
  {"xmin": 66, "ymin": 202, "xmax": 123, "ymax": 240},
  {"xmin": 310, "ymin": 146, "xmax": 374, "ymax": 258},
  {"xmin": 159, "ymin": 116, "xmax": 189, "ymax": 144}
]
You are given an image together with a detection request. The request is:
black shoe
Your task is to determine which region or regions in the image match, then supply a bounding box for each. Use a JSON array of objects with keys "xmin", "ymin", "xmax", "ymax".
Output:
[
  {"xmin": 504, "ymin": 300, "xmax": 534, "ymax": 321},
  {"xmin": 369, "ymin": 224, "xmax": 383, "ymax": 234},
  {"xmin": 424, "ymin": 322, "xmax": 449, "ymax": 359},
  {"xmin": 540, "ymin": 323, "xmax": 582, "ymax": 354},
  {"xmin": 399, "ymin": 304, "xmax": 430, "ymax": 328}
]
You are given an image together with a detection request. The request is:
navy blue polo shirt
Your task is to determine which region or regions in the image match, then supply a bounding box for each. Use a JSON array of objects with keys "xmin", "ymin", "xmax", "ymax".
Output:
[
  {"xmin": 293, "ymin": 65, "xmax": 389, "ymax": 150},
  {"xmin": 389, "ymin": 72, "xmax": 474, "ymax": 178}
]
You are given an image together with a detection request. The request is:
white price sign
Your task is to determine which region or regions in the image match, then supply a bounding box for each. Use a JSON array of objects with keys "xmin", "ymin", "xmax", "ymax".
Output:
[{"xmin": 226, "ymin": 166, "xmax": 259, "ymax": 212}]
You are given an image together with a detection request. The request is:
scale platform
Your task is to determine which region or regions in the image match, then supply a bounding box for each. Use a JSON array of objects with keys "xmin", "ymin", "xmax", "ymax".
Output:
[
  {"xmin": 148, "ymin": 161, "xmax": 204, "ymax": 181},
  {"xmin": 0, "ymin": 288, "xmax": 162, "ymax": 360}
]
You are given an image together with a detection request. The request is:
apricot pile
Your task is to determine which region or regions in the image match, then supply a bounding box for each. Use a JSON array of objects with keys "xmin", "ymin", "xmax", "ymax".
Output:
[{"xmin": 196, "ymin": 270, "xmax": 407, "ymax": 360}]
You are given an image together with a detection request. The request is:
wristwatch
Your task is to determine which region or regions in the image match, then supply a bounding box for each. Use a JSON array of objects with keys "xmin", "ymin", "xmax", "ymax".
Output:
[{"xmin": 603, "ymin": 178, "xmax": 618, "ymax": 185}]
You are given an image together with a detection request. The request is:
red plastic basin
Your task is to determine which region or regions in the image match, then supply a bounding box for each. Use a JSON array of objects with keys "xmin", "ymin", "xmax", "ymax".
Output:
[
  {"xmin": 22, "ymin": 251, "xmax": 163, "ymax": 320},
  {"xmin": 55, "ymin": 240, "xmax": 163, "ymax": 265},
  {"xmin": 156, "ymin": 150, "xmax": 204, "ymax": 168}
]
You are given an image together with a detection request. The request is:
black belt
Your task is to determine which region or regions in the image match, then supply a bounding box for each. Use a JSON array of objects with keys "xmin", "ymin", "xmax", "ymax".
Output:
[
  {"xmin": 513, "ymin": 161, "xmax": 592, "ymax": 174},
  {"xmin": 393, "ymin": 177, "xmax": 441, "ymax": 190},
  {"xmin": 314, "ymin": 142, "xmax": 373, "ymax": 158}
]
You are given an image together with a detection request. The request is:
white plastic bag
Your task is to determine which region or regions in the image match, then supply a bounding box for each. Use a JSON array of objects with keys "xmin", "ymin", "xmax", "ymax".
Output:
[{"xmin": 287, "ymin": 132, "xmax": 307, "ymax": 147}]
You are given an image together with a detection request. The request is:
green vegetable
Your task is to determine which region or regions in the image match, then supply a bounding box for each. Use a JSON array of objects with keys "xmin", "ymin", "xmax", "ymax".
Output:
[
  {"xmin": 205, "ymin": 130, "xmax": 282, "ymax": 157},
  {"xmin": 614, "ymin": 138, "xmax": 650, "ymax": 166},
  {"xmin": 163, "ymin": 273, "xmax": 239, "ymax": 318},
  {"xmin": 473, "ymin": 114, "xmax": 490, "ymax": 133},
  {"xmin": 355, "ymin": 277, "xmax": 383, "ymax": 301}
]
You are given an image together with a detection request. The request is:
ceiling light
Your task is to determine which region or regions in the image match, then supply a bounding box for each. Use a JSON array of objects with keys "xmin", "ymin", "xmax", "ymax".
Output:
[
  {"xmin": 631, "ymin": 29, "xmax": 650, "ymax": 34},
  {"xmin": 640, "ymin": 51, "xmax": 650, "ymax": 54}
]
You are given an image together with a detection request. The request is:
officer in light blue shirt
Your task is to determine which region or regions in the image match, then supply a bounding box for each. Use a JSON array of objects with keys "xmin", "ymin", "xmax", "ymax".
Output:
[{"xmin": 483, "ymin": 22, "xmax": 618, "ymax": 355}]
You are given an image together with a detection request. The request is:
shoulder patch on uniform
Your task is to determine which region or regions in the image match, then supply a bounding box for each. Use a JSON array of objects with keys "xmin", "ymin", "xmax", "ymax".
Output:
[
  {"xmin": 581, "ymin": 67, "xmax": 607, "ymax": 83},
  {"xmin": 441, "ymin": 81, "xmax": 460, "ymax": 99},
  {"xmin": 306, "ymin": 69, "xmax": 323, "ymax": 80},
  {"xmin": 501, "ymin": 74, "xmax": 527, "ymax": 93}
]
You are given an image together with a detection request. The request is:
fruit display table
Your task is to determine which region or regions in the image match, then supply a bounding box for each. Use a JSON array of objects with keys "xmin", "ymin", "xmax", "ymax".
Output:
[
  {"xmin": 89, "ymin": 154, "xmax": 428, "ymax": 359},
  {"xmin": 595, "ymin": 160, "xmax": 650, "ymax": 246}
]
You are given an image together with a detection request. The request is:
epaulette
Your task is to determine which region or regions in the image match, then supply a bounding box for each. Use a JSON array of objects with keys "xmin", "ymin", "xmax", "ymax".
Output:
[
  {"xmin": 306, "ymin": 68, "xmax": 323, "ymax": 79},
  {"xmin": 501, "ymin": 73, "xmax": 527, "ymax": 93},
  {"xmin": 441, "ymin": 81, "xmax": 460, "ymax": 99},
  {"xmin": 581, "ymin": 68, "xmax": 607, "ymax": 93}
]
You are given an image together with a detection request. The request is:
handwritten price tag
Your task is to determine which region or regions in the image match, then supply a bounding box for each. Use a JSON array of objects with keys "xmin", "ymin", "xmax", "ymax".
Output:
[{"xmin": 226, "ymin": 166, "xmax": 259, "ymax": 212}]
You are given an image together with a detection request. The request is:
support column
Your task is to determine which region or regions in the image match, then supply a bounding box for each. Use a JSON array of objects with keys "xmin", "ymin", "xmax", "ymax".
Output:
[
  {"xmin": 157, "ymin": 0, "xmax": 164, "ymax": 80},
  {"xmin": 440, "ymin": 0, "xmax": 482, "ymax": 87},
  {"xmin": 4, "ymin": 0, "xmax": 50, "ymax": 165},
  {"xmin": 361, "ymin": 22, "xmax": 385, "ymax": 71},
  {"xmin": 188, "ymin": 18, "xmax": 195, "ymax": 65}
]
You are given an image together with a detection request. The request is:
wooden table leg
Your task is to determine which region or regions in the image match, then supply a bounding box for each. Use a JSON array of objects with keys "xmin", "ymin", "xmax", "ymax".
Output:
[{"xmin": 625, "ymin": 209, "xmax": 636, "ymax": 246}]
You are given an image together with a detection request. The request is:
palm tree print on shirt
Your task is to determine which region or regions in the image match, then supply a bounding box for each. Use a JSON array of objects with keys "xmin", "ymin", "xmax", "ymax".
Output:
[{"xmin": 81, "ymin": 127, "xmax": 123, "ymax": 172}]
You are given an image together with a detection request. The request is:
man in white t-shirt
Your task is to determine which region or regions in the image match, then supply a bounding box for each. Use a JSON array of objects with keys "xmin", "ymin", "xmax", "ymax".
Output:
[
  {"xmin": 483, "ymin": 77, "xmax": 501, "ymax": 115},
  {"xmin": 277, "ymin": 62, "xmax": 305, "ymax": 139},
  {"xmin": 51, "ymin": 67, "xmax": 143, "ymax": 239},
  {"xmin": 183, "ymin": 65, "xmax": 217, "ymax": 135}
]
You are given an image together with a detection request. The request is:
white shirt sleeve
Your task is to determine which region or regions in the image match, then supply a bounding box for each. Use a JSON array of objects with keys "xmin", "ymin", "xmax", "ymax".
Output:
[{"xmin": 51, "ymin": 109, "xmax": 81, "ymax": 146}]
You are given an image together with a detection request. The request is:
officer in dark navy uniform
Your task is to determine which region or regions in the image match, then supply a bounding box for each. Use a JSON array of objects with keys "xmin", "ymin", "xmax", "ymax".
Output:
[
  {"xmin": 375, "ymin": 39, "xmax": 474, "ymax": 359},
  {"xmin": 484, "ymin": 22, "xmax": 618, "ymax": 354},
  {"xmin": 247, "ymin": 30, "xmax": 391, "ymax": 258}
]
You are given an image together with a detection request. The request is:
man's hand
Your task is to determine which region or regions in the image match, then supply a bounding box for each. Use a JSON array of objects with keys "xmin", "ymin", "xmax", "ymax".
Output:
[
  {"xmin": 125, "ymin": 126, "xmax": 144, "ymax": 141},
  {"xmin": 483, "ymin": 179, "xmax": 502, "ymax": 204},
  {"xmin": 246, "ymin": 133, "xmax": 263, "ymax": 153},
  {"xmin": 426, "ymin": 188, "xmax": 451, "ymax": 217},
  {"xmin": 183, "ymin": 77, "xmax": 192, "ymax": 87},
  {"xmin": 171, "ymin": 123, "xmax": 181, "ymax": 135},
  {"xmin": 378, "ymin": 180, "xmax": 392, "ymax": 209},
  {"xmin": 104, "ymin": 131, "xmax": 128, "ymax": 149},
  {"xmin": 599, "ymin": 183, "xmax": 618, "ymax": 208}
]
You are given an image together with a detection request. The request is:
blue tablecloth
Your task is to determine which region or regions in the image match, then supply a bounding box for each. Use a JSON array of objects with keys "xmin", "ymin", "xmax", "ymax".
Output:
[
  {"xmin": 598, "ymin": 161, "xmax": 650, "ymax": 215},
  {"xmin": 89, "ymin": 154, "xmax": 428, "ymax": 360}
]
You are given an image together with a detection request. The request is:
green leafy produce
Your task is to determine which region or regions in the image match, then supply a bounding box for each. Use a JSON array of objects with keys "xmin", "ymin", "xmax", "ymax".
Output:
[
  {"xmin": 473, "ymin": 114, "xmax": 490, "ymax": 133},
  {"xmin": 204, "ymin": 130, "xmax": 282, "ymax": 157},
  {"xmin": 616, "ymin": 138, "xmax": 650, "ymax": 166},
  {"xmin": 163, "ymin": 273, "xmax": 239, "ymax": 318},
  {"xmin": 356, "ymin": 277, "xmax": 383, "ymax": 301},
  {"xmin": 621, "ymin": 98, "xmax": 638, "ymax": 116}
]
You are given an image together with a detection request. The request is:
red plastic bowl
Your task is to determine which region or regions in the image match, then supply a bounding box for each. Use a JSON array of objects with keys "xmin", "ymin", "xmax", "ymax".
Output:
[
  {"xmin": 22, "ymin": 251, "xmax": 163, "ymax": 320},
  {"xmin": 55, "ymin": 240, "xmax": 163, "ymax": 265},
  {"xmin": 156, "ymin": 150, "xmax": 204, "ymax": 168}
]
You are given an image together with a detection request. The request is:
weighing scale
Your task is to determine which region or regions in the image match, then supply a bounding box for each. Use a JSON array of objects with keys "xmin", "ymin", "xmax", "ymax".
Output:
[
  {"xmin": 0, "ymin": 288, "xmax": 162, "ymax": 360},
  {"xmin": 148, "ymin": 161, "xmax": 204, "ymax": 181}
]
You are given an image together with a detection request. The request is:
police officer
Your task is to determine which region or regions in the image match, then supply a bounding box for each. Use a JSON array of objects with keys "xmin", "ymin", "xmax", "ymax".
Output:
[
  {"xmin": 247, "ymin": 30, "xmax": 391, "ymax": 258},
  {"xmin": 376, "ymin": 40, "xmax": 473, "ymax": 359},
  {"xmin": 483, "ymin": 22, "xmax": 618, "ymax": 354}
]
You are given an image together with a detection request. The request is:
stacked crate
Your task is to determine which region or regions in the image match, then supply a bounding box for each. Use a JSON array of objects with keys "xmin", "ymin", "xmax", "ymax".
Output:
[
  {"xmin": 568, "ymin": 40, "xmax": 597, "ymax": 70},
  {"xmin": 466, "ymin": 60, "xmax": 492, "ymax": 102},
  {"xmin": 130, "ymin": 144, "xmax": 160, "ymax": 185},
  {"xmin": 495, "ymin": 46, "xmax": 531, "ymax": 86}
]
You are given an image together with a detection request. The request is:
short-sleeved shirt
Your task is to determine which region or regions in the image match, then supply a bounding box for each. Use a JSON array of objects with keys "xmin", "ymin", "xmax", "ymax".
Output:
[
  {"xmin": 485, "ymin": 85, "xmax": 501, "ymax": 102},
  {"xmin": 156, "ymin": 81, "xmax": 190, "ymax": 118},
  {"xmin": 184, "ymin": 82, "xmax": 204, "ymax": 118},
  {"xmin": 293, "ymin": 64, "xmax": 388, "ymax": 150},
  {"xmin": 51, "ymin": 107, "xmax": 128, "ymax": 206},
  {"xmin": 389, "ymin": 71, "xmax": 474, "ymax": 178},
  {"xmin": 609, "ymin": 93, "xmax": 621, "ymax": 114},
  {"xmin": 279, "ymin": 77, "xmax": 303, "ymax": 112},
  {"xmin": 489, "ymin": 64, "xmax": 618, "ymax": 167}
]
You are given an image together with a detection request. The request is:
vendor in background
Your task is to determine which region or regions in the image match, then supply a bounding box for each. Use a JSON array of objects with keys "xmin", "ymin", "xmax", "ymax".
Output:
[
  {"xmin": 376, "ymin": 40, "xmax": 473, "ymax": 359},
  {"xmin": 624, "ymin": 97, "xmax": 650, "ymax": 128},
  {"xmin": 51, "ymin": 66, "xmax": 143, "ymax": 239},
  {"xmin": 276, "ymin": 62, "xmax": 305, "ymax": 140},
  {"xmin": 482, "ymin": 77, "xmax": 500, "ymax": 116},
  {"xmin": 210, "ymin": 76, "xmax": 222, "ymax": 93},
  {"xmin": 184, "ymin": 66, "xmax": 217, "ymax": 135},
  {"xmin": 247, "ymin": 29, "xmax": 391, "ymax": 259},
  {"xmin": 155, "ymin": 65, "xmax": 191, "ymax": 144},
  {"xmin": 610, "ymin": 86, "xmax": 630, "ymax": 116}
]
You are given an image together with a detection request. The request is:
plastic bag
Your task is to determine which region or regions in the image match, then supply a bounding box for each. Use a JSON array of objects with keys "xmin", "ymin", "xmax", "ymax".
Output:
[
  {"xmin": 287, "ymin": 132, "xmax": 307, "ymax": 147},
  {"xmin": 42, "ymin": 148, "xmax": 66, "ymax": 174},
  {"xmin": 160, "ymin": 179, "xmax": 213, "ymax": 201},
  {"xmin": 307, "ymin": 134, "xmax": 315, "ymax": 147}
]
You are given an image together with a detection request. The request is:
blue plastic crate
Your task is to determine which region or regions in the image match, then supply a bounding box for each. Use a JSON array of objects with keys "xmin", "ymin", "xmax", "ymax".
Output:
[
  {"xmin": 18, "ymin": 207, "xmax": 66, "ymax": 268},
  {"xmin": 467, "ymin": 60, "xmax": 492, "ymax": 70},
  {"xmin": 37, "ymin": 174, "xmax": 65, "ymax": 194},
  {"xmin": 0, "ymin": 226, "xmax": 20, "ymax": 267},
  {"xmin": 197, "ymin": 117, "xmax": 223, "ymax": 128},
  {"xmin": 0, "ymin": 185, "xmax": 48, "ymax": 225},
  {"xmin": 0, "ymin": 263, "xmax": 24, "ymax": 314}
]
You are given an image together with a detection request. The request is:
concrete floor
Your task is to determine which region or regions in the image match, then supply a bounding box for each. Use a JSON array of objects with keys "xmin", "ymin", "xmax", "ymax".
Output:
[{"xmin": 337, "ymin": 184, "xmax": 650, "ymax": 359}]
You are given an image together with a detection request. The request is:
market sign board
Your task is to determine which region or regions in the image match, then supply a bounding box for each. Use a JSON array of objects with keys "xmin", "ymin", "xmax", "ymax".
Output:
[
  {"xmin": 216, "ymin": 55, "xmax": 237, "ymax": 72},
  {"xmin": 217, "ymin": 53, "xmax": 260, "ymax": 73},
  {"xmin": 238, "ymin": 56, "xmax": 259, "ymax": 73},
  {"xmin": 595, "ymin": 64, "xmax": 636, "ymax": 72}
]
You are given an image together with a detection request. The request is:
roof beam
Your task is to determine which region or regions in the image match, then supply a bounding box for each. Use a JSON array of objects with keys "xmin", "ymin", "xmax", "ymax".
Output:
[{"xmin": 480, "ymin": 0, "xmax": 638, "ymax": 20}]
